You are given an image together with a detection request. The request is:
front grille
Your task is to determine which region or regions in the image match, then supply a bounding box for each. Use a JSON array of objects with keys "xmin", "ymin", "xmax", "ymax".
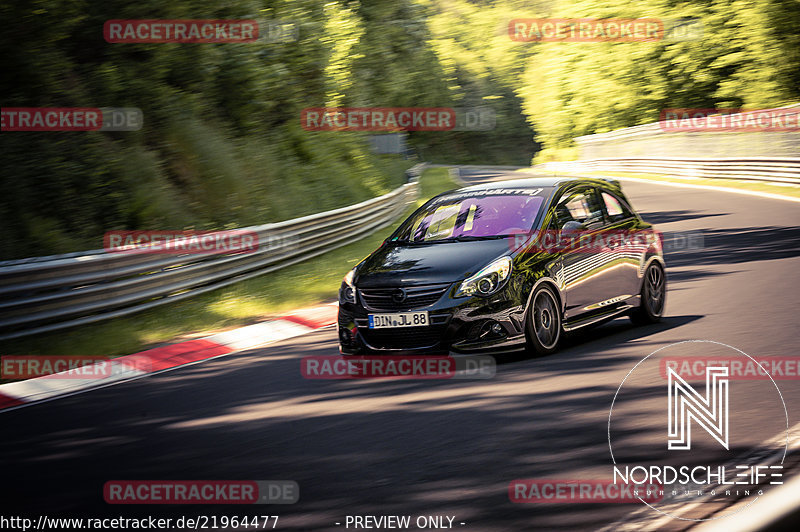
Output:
[
  {"xmin": 359, "ymin": 283, "xmax": 450, "ymax": 311},
  {"xmin": 359, "ymin": 325, "xmax": 447, "ymax": 350}
]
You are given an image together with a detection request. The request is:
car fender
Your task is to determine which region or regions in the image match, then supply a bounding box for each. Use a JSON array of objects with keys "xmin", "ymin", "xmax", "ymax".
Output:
[{"xmin": 522, "ymin": 274, "xmax": 565, "ymax": 328}]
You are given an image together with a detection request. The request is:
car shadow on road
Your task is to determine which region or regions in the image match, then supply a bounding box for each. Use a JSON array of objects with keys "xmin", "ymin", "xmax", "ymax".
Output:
[
  {"xmin": 493, "ymin": 314, "xmax": 703, "ymax": 368},
  {"xmin": 666, "ymin": 225, "xmax": 800, "ymax": 268},
  {"xmin": 639, "ymin": 209, "xmax": 730, "ymax": 225}
]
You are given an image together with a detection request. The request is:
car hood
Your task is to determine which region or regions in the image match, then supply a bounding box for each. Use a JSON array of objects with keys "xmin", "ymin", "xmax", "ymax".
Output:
[{"xmin": 355, "ymin": 240, "xmax": 511, "ymax": 288}]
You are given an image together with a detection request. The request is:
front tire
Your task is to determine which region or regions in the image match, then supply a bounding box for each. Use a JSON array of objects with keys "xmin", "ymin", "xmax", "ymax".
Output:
[
  {"xmin": 630, "ymin": 261, "xmax": 666, "ymax": 325},
  {"xmin": 526, "ymin": 284, "xmax": 562, "ymax": 355}
]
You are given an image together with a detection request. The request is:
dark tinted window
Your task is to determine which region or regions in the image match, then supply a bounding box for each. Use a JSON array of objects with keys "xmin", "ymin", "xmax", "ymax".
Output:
[
  {"xmin": 554, "ymin": 188, "xmax": 605, "ymax": 230},
  {"xmin": 601, "ymin": 191, "xmax": 634, "ymax": 223}
]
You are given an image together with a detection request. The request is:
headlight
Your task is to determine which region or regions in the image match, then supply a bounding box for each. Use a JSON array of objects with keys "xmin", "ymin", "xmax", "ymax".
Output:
[
  {"xmin": 339, "ymin": 268, "xmax": 356, "ymax": 304},
  {"xmin": 455, "ymin": 256, "xmax": 512, "ymax": 297}
]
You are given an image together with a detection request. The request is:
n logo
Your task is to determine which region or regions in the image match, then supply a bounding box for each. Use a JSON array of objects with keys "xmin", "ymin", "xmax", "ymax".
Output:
[{"xmin": 668, "ymin": 366, "xmax": 729, "ymax": 450}]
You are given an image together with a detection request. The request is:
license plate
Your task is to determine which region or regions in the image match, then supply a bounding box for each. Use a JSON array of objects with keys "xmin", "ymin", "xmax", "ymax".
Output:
[{"xmin": 368, "ymin": 311, "xmax": 429, "ymax": 329}]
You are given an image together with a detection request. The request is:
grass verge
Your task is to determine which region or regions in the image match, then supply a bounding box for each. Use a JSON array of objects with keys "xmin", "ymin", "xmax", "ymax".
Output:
[{"xmin": 0, "ymin": 168, "xmax": 459, "ymax": 360}]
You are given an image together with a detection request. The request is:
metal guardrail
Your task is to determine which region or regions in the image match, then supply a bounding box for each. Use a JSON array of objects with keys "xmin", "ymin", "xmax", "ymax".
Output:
[
  {"xmin": 537, "ymin": 157, "xmax": 800, "ymax": 184},
  {"xmin": 574, "ymin": 105, "xmax": 800, "ymax": 159},
  {"xmin": 0, "ymin": 169, "xmax": 425, "ymax": 341},
  {"xmin": 539, "ymin": 105, "xmax": 800, "ymax": 180},
  {"xmin": 405, "ymin": 161, "xmax": 427, "ymax": 181}
]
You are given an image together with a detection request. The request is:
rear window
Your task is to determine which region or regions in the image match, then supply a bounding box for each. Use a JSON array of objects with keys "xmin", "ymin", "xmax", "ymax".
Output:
[{"xmin": 394, "ymin": 193, "xmax": 545, "ymax": 242}]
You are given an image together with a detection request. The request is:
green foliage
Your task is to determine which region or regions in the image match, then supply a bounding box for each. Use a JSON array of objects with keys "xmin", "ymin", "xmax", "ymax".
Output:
[
  {"xmin": 2, "ymin": 0, "xmax": 798, "ymax": 259},
  {"xmin": 417, "ymin": 0, "xmax": 540, "ymax": 164},
  {"xmin": 0, "ymin": 0, "xmax": 429, "ymax": 259},
  {"xmin": 515, "ymin": 0, "xmax": 800, "ymax": 163}
]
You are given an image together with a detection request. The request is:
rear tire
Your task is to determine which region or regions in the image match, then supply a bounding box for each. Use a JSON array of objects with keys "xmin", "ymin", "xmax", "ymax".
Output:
[
  {"xmin": 526, "ymin": 284, "xmax": 562, "ymax": 355},
  {"xmin": 630, "ymin": 261, "xmax": 666, "ymax": 325}
]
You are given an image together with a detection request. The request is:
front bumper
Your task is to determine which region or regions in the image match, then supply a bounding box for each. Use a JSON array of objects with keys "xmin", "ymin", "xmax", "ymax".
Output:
[{"xmin": 337, "ymin": 285, "xmax": 527, "ymax": 355}]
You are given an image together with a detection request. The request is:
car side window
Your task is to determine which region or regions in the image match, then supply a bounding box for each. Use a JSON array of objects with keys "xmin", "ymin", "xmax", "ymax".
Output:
[
  {"xmin": 554, "ymin": 188, "xmax": 605, "ymax": 230},
  {"xmin": 601, "ymin": 191, "xmax": 633, "ymax": 223}
]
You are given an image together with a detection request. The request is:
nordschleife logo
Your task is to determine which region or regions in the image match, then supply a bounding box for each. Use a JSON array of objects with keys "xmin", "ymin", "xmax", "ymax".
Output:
[
  {"xmin": 667, "ymin": 365, "xmax": 729, "ymax": 450},
  {"xmin": 608, "ymin": 340, "xmax": 789, "ymax": 522}
]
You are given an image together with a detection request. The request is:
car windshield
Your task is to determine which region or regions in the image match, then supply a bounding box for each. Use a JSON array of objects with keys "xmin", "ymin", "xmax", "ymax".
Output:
[{"xmin": 393, "ymin": 192, "xmax": 546, "ymax": 243}]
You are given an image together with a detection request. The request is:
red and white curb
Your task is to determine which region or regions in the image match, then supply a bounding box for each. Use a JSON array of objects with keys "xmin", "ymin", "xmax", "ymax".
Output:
[{"xmin": 0, "ymin": 302, "xmax": 339, "ymax": 413}]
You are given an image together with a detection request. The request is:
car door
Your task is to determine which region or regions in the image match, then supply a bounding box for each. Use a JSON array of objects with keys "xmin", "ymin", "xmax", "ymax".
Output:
[
  {"xmin": 555, "ymin": 186, "xmax": 619, "ymax": 321},
  {"xmin": 597, "ymin": 188, "xmax": 642, "ymax": 301}
]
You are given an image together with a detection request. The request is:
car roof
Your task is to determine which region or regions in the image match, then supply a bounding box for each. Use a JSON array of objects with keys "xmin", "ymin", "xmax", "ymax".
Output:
[{"xmin": 452, "ymin": 175, "xmax": 619, "ymax": 193}]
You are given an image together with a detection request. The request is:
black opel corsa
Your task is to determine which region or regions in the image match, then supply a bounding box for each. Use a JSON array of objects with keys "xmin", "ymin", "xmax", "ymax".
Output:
[{"xmin": 338, "ymin": 177, "xmax": 666, "ymax": 356}]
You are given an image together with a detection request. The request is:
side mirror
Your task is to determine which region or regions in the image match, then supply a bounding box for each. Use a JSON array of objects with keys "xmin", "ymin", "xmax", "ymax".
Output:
[{"xmin": 560, "ymin": 220, "xmax": 584, "ymax": 236}]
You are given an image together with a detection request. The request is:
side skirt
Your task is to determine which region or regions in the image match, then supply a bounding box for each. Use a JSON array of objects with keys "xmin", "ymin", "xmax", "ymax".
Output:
[{"xmin": 562, "ymin": 305, "xmax": 634, "ymax": 332}]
